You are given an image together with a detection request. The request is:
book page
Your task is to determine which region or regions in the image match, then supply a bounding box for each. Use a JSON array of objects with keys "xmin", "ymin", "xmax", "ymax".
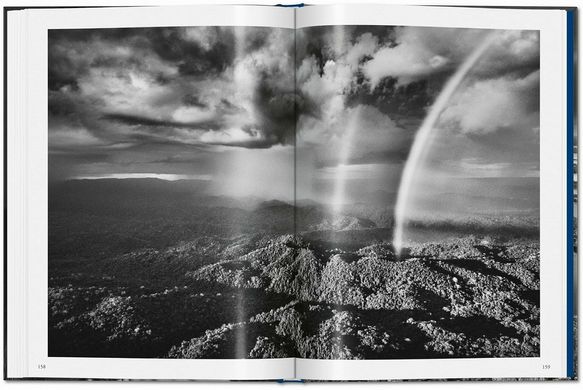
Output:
[
  {"xmin": 293, "ymin": 4, "xmax": 567, "ymax": 381},
  {"xmin": 18, "ymin": 4, "xmax": 297, "ymax": 380}
]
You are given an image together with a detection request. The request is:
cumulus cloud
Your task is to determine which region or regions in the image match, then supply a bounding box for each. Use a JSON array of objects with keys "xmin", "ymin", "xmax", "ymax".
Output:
[
  {"xmin": 439, "ymin": 70, "xmax": 539, "ymax": 135},
  {"xmin": 361, "ymin": 27, "xmax": 539, "ymax": 88},
  {"xmin": 296, "ymin": 24, "xmax": 540, "ymax": 206}
]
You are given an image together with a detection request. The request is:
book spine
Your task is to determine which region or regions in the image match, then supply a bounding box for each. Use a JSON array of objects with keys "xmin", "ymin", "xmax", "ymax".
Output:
[{"xmin": 565, "ymin": 7, "xmax": 577, "ymax": 381}]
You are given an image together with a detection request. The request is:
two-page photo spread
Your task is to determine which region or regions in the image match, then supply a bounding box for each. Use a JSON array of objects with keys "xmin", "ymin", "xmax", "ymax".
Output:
[{"xmin": 48, "ymin": 23, "xmax": 541, "ymax": 361}]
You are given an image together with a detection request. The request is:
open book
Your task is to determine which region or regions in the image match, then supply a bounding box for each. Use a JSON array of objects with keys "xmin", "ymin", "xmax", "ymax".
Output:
[{"xmin": 5, "ymin": 3, "xmax": 577, "ymax": 381}]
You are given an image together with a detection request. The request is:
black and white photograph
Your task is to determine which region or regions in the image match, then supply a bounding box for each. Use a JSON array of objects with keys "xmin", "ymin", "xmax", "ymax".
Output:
[
  {"xmin": 293, "ymin": 25, "xmax": 540, "ymax": 359},
  {"xmin": 48, "ymin": 23, "xmax": 541, "ymax": 360},
  {"xmin": 48, "ymin": 25, "xmax": 297, "ymax": 359}
]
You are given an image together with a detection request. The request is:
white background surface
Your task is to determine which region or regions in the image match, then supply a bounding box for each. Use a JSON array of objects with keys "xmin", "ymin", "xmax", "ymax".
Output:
[{"xmin": 0, "ymin": 0, "xmax": 581, "ymax": 388}]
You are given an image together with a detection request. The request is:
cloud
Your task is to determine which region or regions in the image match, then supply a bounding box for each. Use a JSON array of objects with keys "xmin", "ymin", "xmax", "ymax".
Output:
[
  {"xmin": 299, "ymin": 104, "xmax": 410, "ymax": 168},
  {"xmin": 49, "ymin": 24, "xmax": 540, "ymax": 193},
  {"xmin": 49, "ymin": 126, "xmax": 105, "ymax": 149},
  {"xmin": 361, "ymin": 27, "xmax": 539, "ymax": 88},
  {"xmin": 439, "ymin": 70, "xmax": 539, "ymax": 134},
  {"xmin": 101, "ymin": 113, "xmax": 216, "ymax": 130},
  {"xmin": 296, "ymin": 25, "xmax": 540, "ymax": 207},
  {"xmin": 297, "ymin": 32, "xmax": 389, "ymax": 152},
  {"xmin": 363, "ymin": 43, "xmax": 449, "ymax": 87},
  {"xmin": 49, "ymin": 26, "xmax": 295, "ymax": 154},
  {"xmin": 199, "ymin": 127, "xmax": 274, "ymax": 148},
  {"xmin": 48, "ymin": 26, "xmax": 296, "ymax": 182},
  {"xmin": 296, "ymin": 24, "xmax": 540, "ymax": 144}
]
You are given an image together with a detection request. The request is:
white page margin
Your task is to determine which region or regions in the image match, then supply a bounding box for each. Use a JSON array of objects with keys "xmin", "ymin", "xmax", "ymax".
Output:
[
  {"xmin": 22, "ymin": 4, "xmax": 295, "ymax": 380},
  {"xmin": 295, "ymin": 4, "xmax": 567, "ymax": 381}
]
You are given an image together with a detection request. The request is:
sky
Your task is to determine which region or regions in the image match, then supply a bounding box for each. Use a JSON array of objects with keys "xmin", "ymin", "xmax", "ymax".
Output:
[
  {"xmin": 295, "ymin": 25, "xmax": 540, "ymax": 215},
  {"xmin": 48, "ymin": 25, "xmax": 540, "ymax": 211},
  {"xmin": 48, "ymin": 26, "xmax": 296, "ymax": 200}
]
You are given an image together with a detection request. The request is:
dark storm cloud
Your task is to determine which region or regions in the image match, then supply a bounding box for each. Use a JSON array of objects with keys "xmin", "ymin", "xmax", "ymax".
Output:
[
  {"xmin": 49, "ymin": 26, "xmax": 296, "ymax": 180},
  {"xmin": 182, "ymin": 94, "xmax": 207, "ymax": 108},
  {"xmin": 101, "ymin": 113, "xmax": 219, "ymax": 130},
  {"xmin": 145, "ymin": 27, "xmax": 236, "ymax": 77},
  {"xmin": 48, "ymin": 27, "xmax": 238, "ymax": 91},
  {"xmin": 252, "ymin": 75, "xmax": 297, "ymax": 146},
  {"xmin": 346, "ymin": 76, "xmax": 440, "ymax": 120}
]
